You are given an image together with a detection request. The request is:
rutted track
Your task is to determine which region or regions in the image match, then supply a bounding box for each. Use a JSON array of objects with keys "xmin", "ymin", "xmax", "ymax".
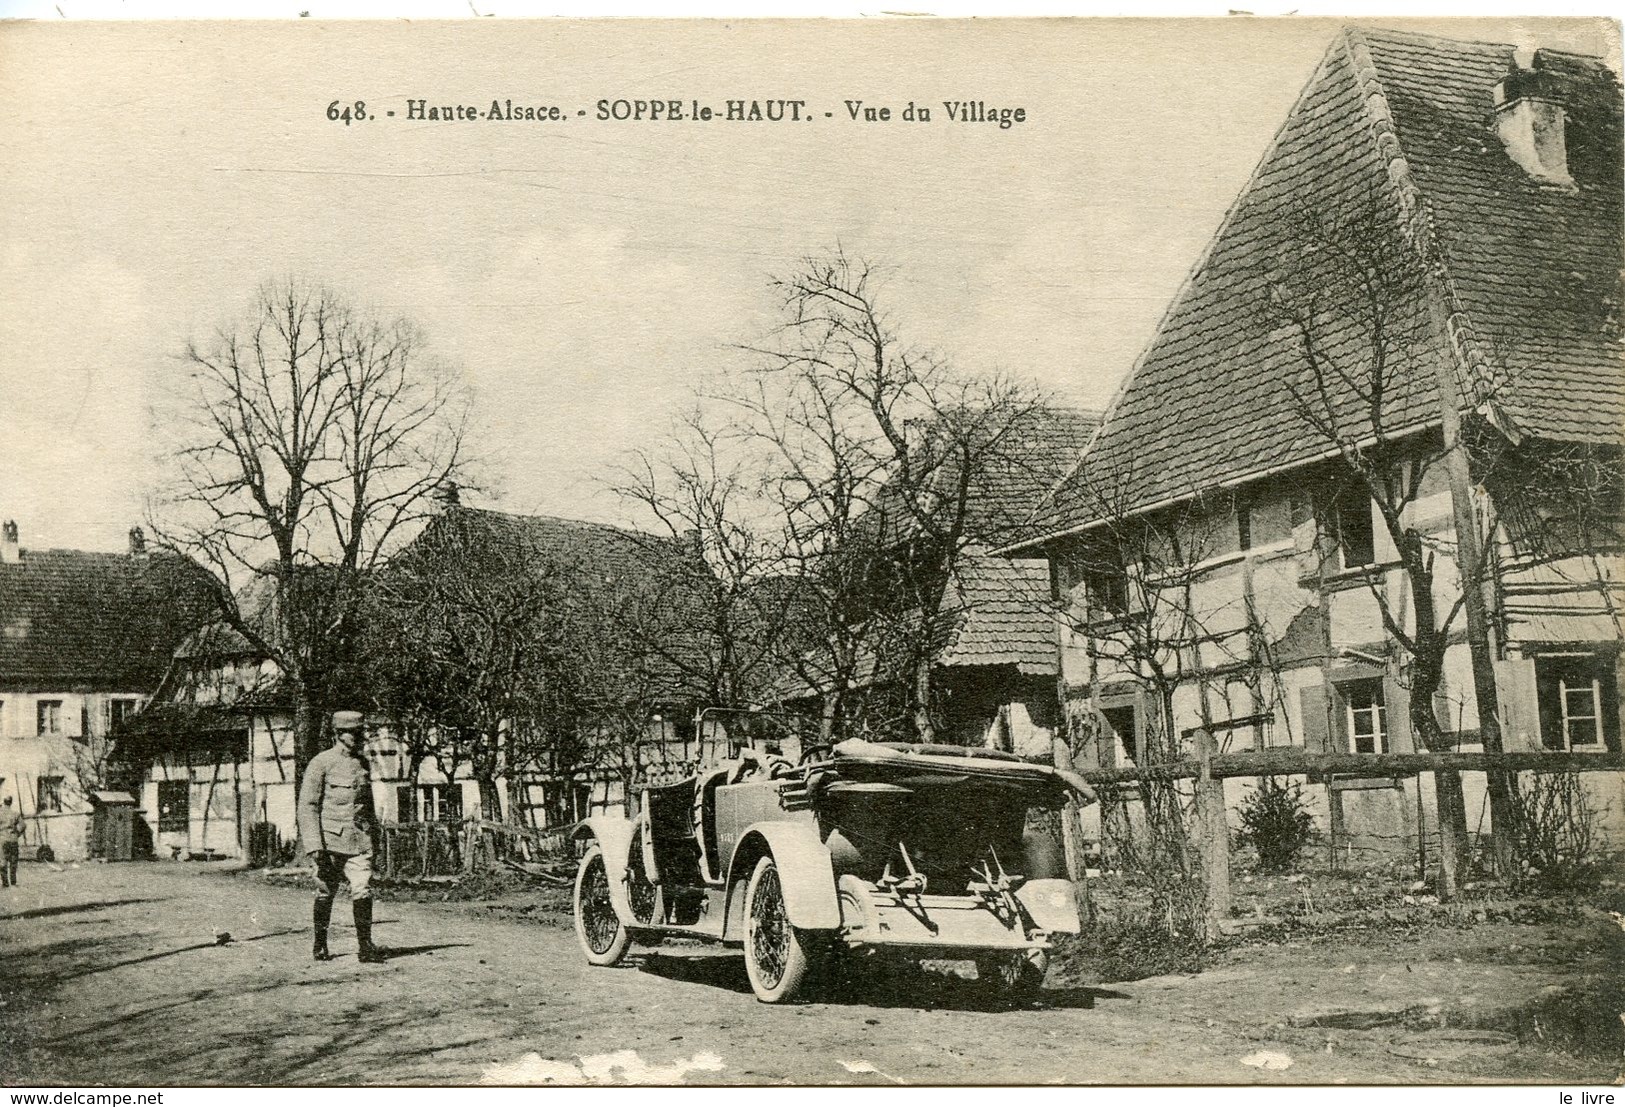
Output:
[{"xmin": 0, "ymin": 863, "xmax": 1610, "ymax": 1085}]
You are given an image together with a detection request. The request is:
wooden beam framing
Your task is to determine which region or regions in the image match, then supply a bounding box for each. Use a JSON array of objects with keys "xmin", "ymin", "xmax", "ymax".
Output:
[{"xmin": 1081, "ymin": 748, "xmax": 1624, "ymax": 784}]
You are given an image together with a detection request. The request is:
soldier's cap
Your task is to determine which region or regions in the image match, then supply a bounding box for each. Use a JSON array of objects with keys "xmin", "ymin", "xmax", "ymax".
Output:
[{"xmin": 332, "ymin": 710, "xmax": 366, "ymax": 733}]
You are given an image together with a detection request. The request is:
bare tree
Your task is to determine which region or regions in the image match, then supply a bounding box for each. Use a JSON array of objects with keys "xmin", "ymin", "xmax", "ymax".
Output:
[
  {"xmin": 738, "ymin": 250, "xmax": 1046, "ymax": 743},
  {"xmin": 1262, "ymin": 193, "xmax": 1516, "ymax": 888},
  {"xmin": 610, "ymin": 406, "xmax": 788, "ymax": 720},
  {"xmin": 552, "ymin": 562, "xmax": 704, "ymax": 814},
  {"xmin": 150, "ymin": 278, "xmax": 471, "ymax": 789},
  {"xmin": 1053, "ymin": 478, "xmax": 1256, "ymax": 943},
  {"xmin": 365, "ymin": 510, "xmax": 570, "ymax": 823}
]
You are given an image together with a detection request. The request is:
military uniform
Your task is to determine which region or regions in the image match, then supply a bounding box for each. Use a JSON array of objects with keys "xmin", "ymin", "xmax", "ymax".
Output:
[
  {"xmin": 297, "ymin": 712, "xmax": 383, "ymax": 962},
  {"xmin": 0, "ymin": 799, "xmax": 22, "ymax": 887}
]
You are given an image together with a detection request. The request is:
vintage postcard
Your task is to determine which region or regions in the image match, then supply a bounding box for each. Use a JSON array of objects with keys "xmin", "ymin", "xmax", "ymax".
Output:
[{"xmin": 0, "ymin": 14, "xmax": 1620, "ymax": 1090}]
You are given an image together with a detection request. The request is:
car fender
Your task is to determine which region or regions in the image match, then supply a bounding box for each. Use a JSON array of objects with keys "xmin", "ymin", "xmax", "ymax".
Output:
[
  {"xmin": 1014, "ymin": 878, "xmax": 1082, "ymax": 935},
  {"xmin": 572, "ymin": 815, "xmax": 637, "ymax": 924},
  {"xmin": 721, "ymin": 821, "xmax": 841, "ymax": 938}
]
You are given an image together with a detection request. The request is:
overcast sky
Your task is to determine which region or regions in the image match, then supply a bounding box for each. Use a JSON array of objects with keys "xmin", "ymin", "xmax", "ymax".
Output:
[{"xmin": 1, "ymin": 16, "xmax": 1616, "ymax": 553}]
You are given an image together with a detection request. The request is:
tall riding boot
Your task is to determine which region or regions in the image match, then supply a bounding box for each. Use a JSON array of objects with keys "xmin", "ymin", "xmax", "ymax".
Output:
[
  {"xmin": 354, "ymin": 897, "xmax": 384, "ymax": 963},
  {"xmin": 312, "ymin": 898, "xmax": 333, "ymax": 961}
]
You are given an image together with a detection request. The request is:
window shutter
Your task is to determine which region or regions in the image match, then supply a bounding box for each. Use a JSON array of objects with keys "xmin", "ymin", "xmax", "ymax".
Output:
[
  {"xmin": 1074, "ymin": 702, "xmax": 1113, "ymax": 772},
  {"xmin": 1492, "ymin": 659, "xmax": 1539, "ymax": 752},
  {"xmin": 1384, "ymin": 676, "xmax": 1414, "ymax": 753},
  {"xmin": 1136, "ymin": 689, "xmax": 1161, "ymax": 763},
  {"xmin": 1298, "ymin": 684, "xmax": 1331, "ymax": 753},
  {"xmin": 1604, "ymin": 655, "xmax": 1622, "ymax": 753},
  {"xmin": 1430, "ymin": 691, "xmax": 1459, "ymax": 743},
  {"xmin": 1533, "ymin": 662, "xmax": 1564, "ymax": 751}
]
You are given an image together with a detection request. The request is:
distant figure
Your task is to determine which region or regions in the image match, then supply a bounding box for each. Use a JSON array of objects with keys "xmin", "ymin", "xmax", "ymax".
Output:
[
  {"xmin": 0, "ymin": 795, "xmax": 22, "ymax": 887},
  {"xmin": 297, "ymin": 711, "xmax": 384, "ymax": 963}
]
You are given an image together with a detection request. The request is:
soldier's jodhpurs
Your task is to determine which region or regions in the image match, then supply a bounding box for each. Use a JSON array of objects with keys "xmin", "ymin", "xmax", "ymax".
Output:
[
  {"xmin": 1, "ymin": 842, "xmax": 18, "ymax": 887},
  {"xmin": 312, "ymin": 850, "xmax": 373, "ymax": 904}
]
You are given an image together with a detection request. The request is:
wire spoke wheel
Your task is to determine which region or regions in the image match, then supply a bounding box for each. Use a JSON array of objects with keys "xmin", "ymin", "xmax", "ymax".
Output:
[
  {"xmin": 573, "ymin": 843, "xmax": 630, "ymax": 966},
  {"xmin": 742, "ymin": 855, "xmax": 815, "ymax": 1003},
  {"xmin": 749, "ymin": 866, "xmax": 790, "ymax": 989}
]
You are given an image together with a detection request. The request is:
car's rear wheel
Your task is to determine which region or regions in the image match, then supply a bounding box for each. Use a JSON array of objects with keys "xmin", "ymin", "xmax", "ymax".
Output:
[
  {"xmin": 574, "ymin": 843, "xmax": 631, "ymax": 966},
  {"xmin": 742, "ymin": 855, "xmax": 817, "ymax": 1003},
  {"xmin": 976, "ymin": 949, "xmax": 1048, "ymax": 1004}
]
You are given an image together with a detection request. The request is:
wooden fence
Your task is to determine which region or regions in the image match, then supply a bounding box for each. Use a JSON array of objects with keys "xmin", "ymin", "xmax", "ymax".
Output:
[
  {"xmin": 1077, "ymin": 735, "xmax": 1625, "ymax": 937},
  {"xmin": 376, "ymin": 819, "xmax": 577, "ymax": 880}
]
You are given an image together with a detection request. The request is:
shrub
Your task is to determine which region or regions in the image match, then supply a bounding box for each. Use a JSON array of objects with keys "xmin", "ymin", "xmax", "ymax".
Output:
[
  {"xmin": 1515, "ymin": 770, "xmax": 1604, "ymax": 891},
  {"xmin": 247, "ymin": 821, "xmax": 297, "ymax": 870},
  {"xmin": 1059, "ymin": 903, "xmax": 1215, "ymax": 981},
  {"xmin": 1238, "ymin": 776, "xmax": 1315, "ymax": 872}
]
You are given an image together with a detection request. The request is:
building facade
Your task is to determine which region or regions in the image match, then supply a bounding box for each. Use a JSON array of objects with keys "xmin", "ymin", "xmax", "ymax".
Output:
[
  {"xmin": 1006, "ymin": 28, "xmax": 1624, "ymax": 865},
  {"xmin": 0, "ymin": 522, "xmax": 213, "ymax": 860}
]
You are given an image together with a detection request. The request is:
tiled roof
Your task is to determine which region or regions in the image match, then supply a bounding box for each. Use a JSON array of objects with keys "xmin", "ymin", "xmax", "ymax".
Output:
[
  {"xmin": 869, "ymin": 404, "xmax": 1103, "ymax": 547},
  {"xmin": 766, "ymin": 547, "xmax": 1058, "ymax": 701},
  {"xmin": 408, "ymin": 506, "xmax": 715, "ymax": 611},
  {"xmin": 761, "ymin": 406, "xmax": 1095, "ymax": 694},
  {"xmin": 0, "ymin": 549, "xmax": 216, "ymax": 691},
  {"xmin": 394, "ymin": 506, "xmax": 716, "ymax": 700},
  {"xmin": 1370, "ymin": 31, "xmax": 1624, "ymax": 444},
  {"xmin": 958, "ymin": 405, "xmax": 1104, "ymax": 541},
  {"xmin": 1026, "ymin": 27, "xmax": 1623, "ymax": 540},
  {"xmin": 938, "ymin": 549, "xmax": 1056, "ymax": 675}
]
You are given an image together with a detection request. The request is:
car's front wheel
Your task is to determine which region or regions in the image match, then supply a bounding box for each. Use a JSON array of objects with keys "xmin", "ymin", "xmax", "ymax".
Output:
[
  {"xmin": 574, "ymin": 843, "xmax": 631, "ymax": 966},
  {"xmin": 742, "ymin": 855, "xmax": 818, "ymax": 1003}
]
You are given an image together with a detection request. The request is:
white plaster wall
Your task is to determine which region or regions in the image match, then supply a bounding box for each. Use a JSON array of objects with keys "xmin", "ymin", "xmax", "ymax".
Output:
[{"xmin": 1250, "ymin": 549, "xmax": 1318, "ymax": 647}]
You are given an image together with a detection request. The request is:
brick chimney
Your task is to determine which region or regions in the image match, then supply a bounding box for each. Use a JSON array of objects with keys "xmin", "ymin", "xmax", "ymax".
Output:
[
  {"xmin": 128, "ymin": 525, "xmax": 147, "ymax": 557},
  {"xmin": 433, "ymin": 480, "xmax": 461, "ymax": 511},
  {"xmin": 1492, "ymin": 47, "xmax": 1575, "ymax": 189},
  {"xmin": 1, "ymin": 520, "xmax": 18, "ymax": 565}
]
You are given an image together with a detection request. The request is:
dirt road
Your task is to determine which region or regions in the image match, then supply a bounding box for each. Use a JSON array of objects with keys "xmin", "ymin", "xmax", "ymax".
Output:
[{"xmin": 0, "ymin": 862, "xmax": 1612, "ymax": 1086}]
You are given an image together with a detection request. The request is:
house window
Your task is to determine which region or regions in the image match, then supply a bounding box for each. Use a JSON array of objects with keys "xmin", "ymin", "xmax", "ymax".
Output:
[
  {"xmin": 79, "ymin": 703, "xmax": 90, "ymax": 741},
  {"xmin": 1331, "ymin": 485, "xmax": 1376, "ymax": 569},
  {"xmin": 36, "ymin": 700, "xmax": 62, "ymax": 736},
  {"xmin": 109, "ymin": 699, "xmax": 139, "ymax": 731},
  {"xmin": 1341, "ymin": 679, "xmax": 1387, "ymax": 754},
  {"xmin": 420, "ymin": 783, "xmax": 463, "ymax": 822},
  {"xmin": 396, "ymin": 785, "xmax": 416, "ymax": 822},
  {"xmin": 1536, "ymin": 654, "xmax": 1620, "ymax": 752},
  {"xmin": 1236, "ymin": 490, "xmax": 1254, "ymax": 552},
  {"xmin": 1102, "ymin": 704, "xmax": 1139, "ymax": 764},
  {"xmin": 37, "ymin": 775, "xmax": 64, "ymax": 813},
  {"xmin": 157, "ymin": 780, "xmax": 189, "ymax": 832},
  {"xmin": 1087, "ymin": 570, "xmax": 1130, "ymax": 619}
]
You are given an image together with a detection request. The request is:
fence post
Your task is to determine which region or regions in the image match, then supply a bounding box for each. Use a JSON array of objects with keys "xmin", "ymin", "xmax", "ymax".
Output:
[
  {"xmin": 1051, "ymin": 733, "xmax": 1094, "ymax": 927},
  {"xmin": 1433, "ymin": 769, "xmax": 1469, "ymax": 899},
  {"xmin": 1193, "ymin": 727, "xmax": 1230, "ymax": 940}
]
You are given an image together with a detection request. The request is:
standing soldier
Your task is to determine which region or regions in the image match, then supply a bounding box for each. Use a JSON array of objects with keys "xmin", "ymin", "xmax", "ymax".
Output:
[
  {"xmin": 0, "ymin": 795, "xmax": 22, "ymax": 887},
  {"xmin": 298, "ymin": 711, "xmax": 385, "ymax": 963}
]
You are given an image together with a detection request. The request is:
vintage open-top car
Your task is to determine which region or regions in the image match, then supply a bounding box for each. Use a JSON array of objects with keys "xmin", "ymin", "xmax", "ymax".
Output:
[{"xmin": 571, "ymin": 737, "xmax": 1094, "ymax": 1003}]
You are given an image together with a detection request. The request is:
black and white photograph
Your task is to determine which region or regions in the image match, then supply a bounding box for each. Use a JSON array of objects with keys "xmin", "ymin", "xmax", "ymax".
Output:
[{"xmin": 0, "ymin": 12, "xmax": 1621, "ymax": 1089}]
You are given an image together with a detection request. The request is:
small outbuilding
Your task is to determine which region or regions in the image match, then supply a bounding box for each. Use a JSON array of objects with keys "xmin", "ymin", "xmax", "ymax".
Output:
[{"xmin": 87, "ymin": 790, "xmax": 141, "ymax": 861}]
